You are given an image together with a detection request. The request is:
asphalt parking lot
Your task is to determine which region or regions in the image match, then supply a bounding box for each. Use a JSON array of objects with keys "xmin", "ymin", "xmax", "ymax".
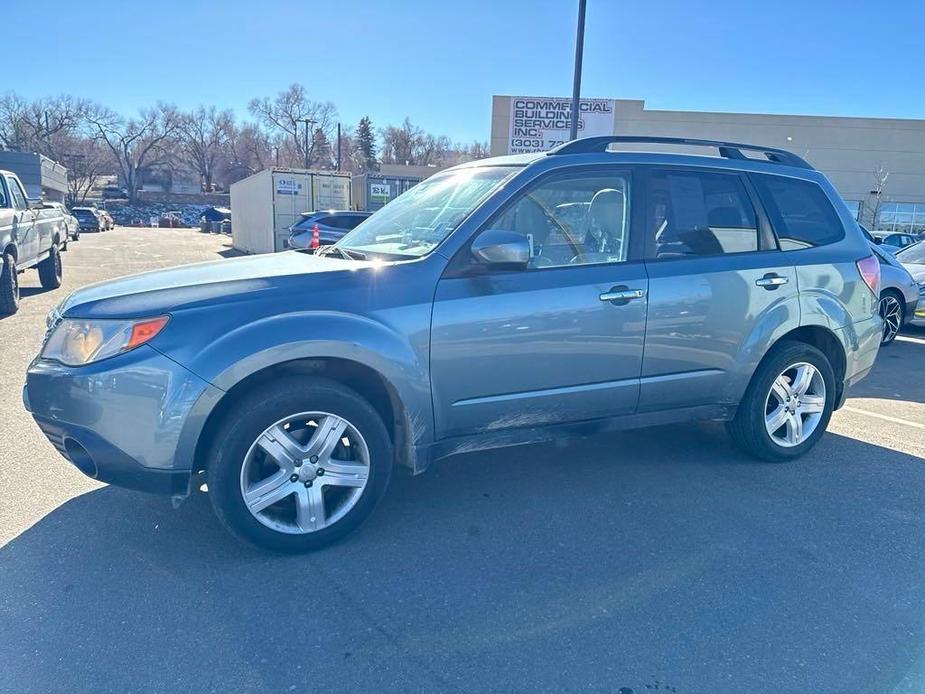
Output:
[{"xmin": 1, "ymin": 227, "xmax": 924, "ymax": 693}]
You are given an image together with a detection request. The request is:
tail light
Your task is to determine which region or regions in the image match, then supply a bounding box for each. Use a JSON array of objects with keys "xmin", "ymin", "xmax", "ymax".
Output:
[
  {"xmin": 856, "ymin": 255, "xmax": 880, "ymax": 297},
  {"xmin": 311, "ymin": 223, "xmax": 320, "ymax": 251}
]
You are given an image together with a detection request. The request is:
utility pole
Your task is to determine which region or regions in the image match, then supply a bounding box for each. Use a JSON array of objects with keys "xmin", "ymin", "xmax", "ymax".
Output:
[
  {"xmin": 336, "ymin": 122, "xmax": 342, "ymax": 171},
  {"xmin": 296, "ymin": 118, "xmax": 315, "ymax": 169},
  {"xmin": 569, "ymin": 0, "xmax": 588, "ymax": 141}
]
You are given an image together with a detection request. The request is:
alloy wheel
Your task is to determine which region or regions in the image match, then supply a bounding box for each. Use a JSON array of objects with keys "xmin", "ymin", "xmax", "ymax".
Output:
[
  {"xmin": 764, "ymin": 362, "xmax": 826, "ymax": 448},
  {"xmin": 879, "ymin": 294, "xmax": 902, "ymax": 343},
  {"xmin": 240, "ymin": 412, "xmax": 370, "ymax": 534}
]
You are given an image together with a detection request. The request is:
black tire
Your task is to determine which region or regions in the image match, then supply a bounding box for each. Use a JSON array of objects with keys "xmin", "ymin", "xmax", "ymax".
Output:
[
  {"xmin": 727, "ymin": 340, "xmax": 836, "ymax": 462},
  {"xmin": 38, "ymin": 243, "xmax": 62, "ymax": 290},
  {"xmin": 878, "ymin": 290, "xmax": 904, "ymax": 346},
  {"xmin": 0, "ymin": 252, "xmax": 19, "ymax": 315},
  {"xmin": 207, "ymin": 376, "xmax": 393, "ymax": 552},
  {"xmin": 73, "ymin": 230, "xmax": 80, "ymax": 241}
]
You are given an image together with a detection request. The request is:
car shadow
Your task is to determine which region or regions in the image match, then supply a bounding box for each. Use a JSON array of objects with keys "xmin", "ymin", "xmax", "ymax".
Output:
[
  {"xmin": 218, "ymin": 245, "xmax": 244, "ymax": 259},
  {"xmin": 17, "ymin": 286, "xmax": 55, "ymax": 299},
  {"xmin": 2, "ymin": 424, "xmax": 925, "ymax": 692},
  {"xmin": 850, "ymin": 328, "xmax": 925, "ymax": 406}
]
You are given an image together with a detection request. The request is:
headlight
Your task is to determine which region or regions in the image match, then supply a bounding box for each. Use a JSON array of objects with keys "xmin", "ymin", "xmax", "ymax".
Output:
[{"xmin": 42, "ymin": 316, "xmax": 169, "ymax": 366}]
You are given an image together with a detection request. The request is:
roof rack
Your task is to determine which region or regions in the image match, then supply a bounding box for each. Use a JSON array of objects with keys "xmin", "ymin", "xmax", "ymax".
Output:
[{"xmin": 547, "ymin": 136, "xmax": 814, "ymax": 170}]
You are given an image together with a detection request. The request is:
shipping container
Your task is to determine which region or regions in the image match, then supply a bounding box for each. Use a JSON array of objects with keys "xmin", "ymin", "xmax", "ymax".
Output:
[
  {"xmin": 352, "ymin": 173, "xmax": 423, "ymax": 212},
  {"xmin": 230, "ymin": 168, "xmax": 352, "ymax": 254}
]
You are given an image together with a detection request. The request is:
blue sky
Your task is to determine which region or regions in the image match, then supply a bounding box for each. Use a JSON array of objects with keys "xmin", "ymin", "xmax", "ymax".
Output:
[{"xmin": 8, "ymin": 0, "xmax": 925, "ymax": 142}]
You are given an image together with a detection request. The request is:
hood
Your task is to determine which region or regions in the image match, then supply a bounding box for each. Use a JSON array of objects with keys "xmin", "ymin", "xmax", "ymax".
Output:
[{"xmin": 60, "ymin": 251, "xmax": 372, "ymax": 319}]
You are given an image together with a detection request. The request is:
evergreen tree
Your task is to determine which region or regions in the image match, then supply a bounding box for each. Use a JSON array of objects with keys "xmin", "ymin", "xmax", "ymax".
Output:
[{"xmin": 356, "ymin": 116, "xmax": 378, "ymax": 171}]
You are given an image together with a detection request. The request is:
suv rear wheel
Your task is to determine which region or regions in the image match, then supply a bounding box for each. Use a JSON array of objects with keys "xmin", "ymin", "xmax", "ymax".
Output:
[
  {"xmin": 38, "ymin": 243, "xmax": 62, "ymax": 290},
  {"xmin": 207, "ymin": 376, "xmax": 393, "ymax": 552},
  {"xmin": 727, "ymin": 341, "xmax": 836, "ymax": 461},
  {"xmin": 0, "ymin": 252, "xmax": 19, "ymax": 315}
]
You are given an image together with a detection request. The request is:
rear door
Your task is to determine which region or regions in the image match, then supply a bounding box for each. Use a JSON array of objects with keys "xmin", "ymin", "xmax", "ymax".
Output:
[
  {"xmin": 430, "ymin": 166, "xmax": 648, "ymax": 438},
  {"xmin": 638, "ymin": 166, "xmax": 798, "ymax": 411}
]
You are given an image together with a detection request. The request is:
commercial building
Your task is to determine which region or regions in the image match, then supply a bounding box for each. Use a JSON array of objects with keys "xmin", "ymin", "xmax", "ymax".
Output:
[
  {"xmin": 491, "ymin": 96, "xmax": 925, "ymax": 232},
  {"xmin": 0, "ymin": 151, "xmax": 68, "ymax": 203}
]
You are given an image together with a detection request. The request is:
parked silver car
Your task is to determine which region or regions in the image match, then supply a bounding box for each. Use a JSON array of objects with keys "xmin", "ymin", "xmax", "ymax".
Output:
[
  {"xmin": 24, "ymin": 136, "xmax": 882, "ymax": 551},
  {"xmin": 894, "ymin": 240, "xmax": 925, "ymax": 328},
  {"xmin": 869, "ymin": 241, "xmax": 919, "ymax": 344},
  {"xmin": 42, "ymin": 202, "xmax": 80, "ymax": 247}
]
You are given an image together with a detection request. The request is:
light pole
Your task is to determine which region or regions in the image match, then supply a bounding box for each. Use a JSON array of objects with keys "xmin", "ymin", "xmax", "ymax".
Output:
[
  {"xmin": 569, "ymin": 0, "xmax": 588, "ymax": 141},
  {"xmin": 296, "ymin": 118, "xmax": 316, "ymax": 169}
]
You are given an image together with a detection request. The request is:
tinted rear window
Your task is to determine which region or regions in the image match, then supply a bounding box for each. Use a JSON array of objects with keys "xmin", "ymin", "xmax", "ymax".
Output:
[
  {"xmin": 645, "ymin": 169, "xmax": 759, "ymax": 258},
  {"xmin": 751, "ymin": 174, "xmax": 844, "ymax": 250}
]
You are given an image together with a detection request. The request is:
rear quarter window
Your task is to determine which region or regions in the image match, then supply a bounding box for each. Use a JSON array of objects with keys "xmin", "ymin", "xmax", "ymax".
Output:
[{"xmin": 751, "ymin": 174, "xmax": 845, "ymax": 250}]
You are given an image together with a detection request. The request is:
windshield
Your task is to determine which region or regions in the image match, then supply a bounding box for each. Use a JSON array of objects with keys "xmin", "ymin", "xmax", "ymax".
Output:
[
  {"xmin": 896, "ymin": 240, "xmax": 925, "ymax": 264},
  {"xmin": 336, "ymin": 166, "xmax": 518, "ymax": 258}
]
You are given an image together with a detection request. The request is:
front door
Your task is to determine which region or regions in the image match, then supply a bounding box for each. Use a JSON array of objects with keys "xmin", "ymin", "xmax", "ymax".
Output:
[
  {"xmin": 6, "ymin": 176, "xmax": 37, "ymax": 264},
  {"xmin": 637, "ymin": 166, "xmax": 798, "ymax": 411},
  {"xmin": 430, "ymin": 167, "xmax": 648, "ymax": 439}
]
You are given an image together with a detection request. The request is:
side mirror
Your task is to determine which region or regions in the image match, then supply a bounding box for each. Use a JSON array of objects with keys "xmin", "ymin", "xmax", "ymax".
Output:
[
  {"xmin": 27, "ymin": 197, "xmax": 44, "ymax": 210},
  {"xmin": 873, "ymin": 236, "xmax": 883, "ymax": 245},
  {"xmin": 470, "ymin": 229, "xmax": 530, "ymax": 270}
]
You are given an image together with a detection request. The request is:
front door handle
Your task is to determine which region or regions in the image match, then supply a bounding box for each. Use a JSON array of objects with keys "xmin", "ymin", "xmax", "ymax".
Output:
[
  {"xmin": 599, "ymin": 286, "xmax": 646, "ymax": 304},
  {"xmin": 755, "ymin": 274, "xmax": 789, "ymax": 290}
]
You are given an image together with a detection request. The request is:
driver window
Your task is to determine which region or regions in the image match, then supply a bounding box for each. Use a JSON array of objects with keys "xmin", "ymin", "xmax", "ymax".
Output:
[
  {"xmin": 7, "ymin": 177, "xmax": 27, "ymax": 210},
  {"xmin": 495, "ymin": 172, "xmax": 630, "ymax": 268}
]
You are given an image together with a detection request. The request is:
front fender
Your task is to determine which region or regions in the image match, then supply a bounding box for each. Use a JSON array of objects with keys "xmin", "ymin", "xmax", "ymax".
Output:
[{"xmin": 166, "ymin": 310, "xmax": 434, "ymax": 472}]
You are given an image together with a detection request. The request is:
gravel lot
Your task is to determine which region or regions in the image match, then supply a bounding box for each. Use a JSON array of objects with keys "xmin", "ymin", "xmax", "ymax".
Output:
[{"xmin": 1, "ymin": 227, "xmax": 924, "ymax": 693}]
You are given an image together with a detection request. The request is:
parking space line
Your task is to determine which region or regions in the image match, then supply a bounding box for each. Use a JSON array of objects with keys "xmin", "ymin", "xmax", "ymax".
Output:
[
  {"xmin": 897, "ymin": 335, "xmax": 925, "ymax": 346},
  {"xmin": 842, "ymin": 405, "xmax": 925, "ymax": 430}
]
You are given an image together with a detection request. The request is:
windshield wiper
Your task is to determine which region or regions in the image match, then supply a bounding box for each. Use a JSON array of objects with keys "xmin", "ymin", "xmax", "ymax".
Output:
[
  {"xmin": 338, "ymin": 247, "xmax": 367, "ymax": 260},
  {"xmin": 316, "ymin": 245, "xmax": 365, "ymax": 260}
]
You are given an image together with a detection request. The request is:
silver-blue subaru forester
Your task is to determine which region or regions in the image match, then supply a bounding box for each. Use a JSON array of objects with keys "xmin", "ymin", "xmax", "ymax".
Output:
[{"xmin": 24, "ymin": 137, "xmax": 883, "ymax": 552}]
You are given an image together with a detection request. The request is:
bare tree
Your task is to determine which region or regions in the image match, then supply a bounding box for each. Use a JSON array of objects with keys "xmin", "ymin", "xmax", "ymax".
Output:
[
  {"xmin": 862, "ymin": 165, "xmax": 890, "ymax": 228},
  {"xmin": 221, "ymin": 122, "xmax": 273, "ymax": 187},
  {"xmin": 248, "ymin": 84, "xmax": 337, "ymax": 169},
  {"xmin": 0, "ymin": 93, "xmax": 90, "ymax": 159},
  {"xmin": 176, "ymin": 106, "xmax": 233, "ymax": 191},
  {"xmin": 60, "ymin": 137, "xmax": 111, "ymax": 205},
  {"xmin": 86, "ymin": 103, "xmax": 181, "ymax": 202},
  {"xmin": 380, "ymin": 118, "xmax": 420, "ymax": 165},
  {"xmin": 379, "ymin": 118, "xmax": 456, "ymax": 167}
]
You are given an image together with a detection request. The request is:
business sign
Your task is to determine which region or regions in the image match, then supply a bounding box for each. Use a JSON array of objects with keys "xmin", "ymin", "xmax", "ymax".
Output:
[
  {"xmin": 370, "ymin": 182, "xmax": 391, "ymax": 202},
  {"xmin": 507, "ymin": 96, "xmax": 615, "ymax": 153},
  {"xmin": 276, "ymin": 178, "xmax": 302, "ymax": 196}
]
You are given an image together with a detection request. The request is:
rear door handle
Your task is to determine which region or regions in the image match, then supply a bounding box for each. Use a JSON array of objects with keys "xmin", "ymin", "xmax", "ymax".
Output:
[
  {"xmin": 599, "ymin": 287, "xmax": 646, "ymax": 304},
  {"xmin": 755, "ymin": 274, "xmax": 789, "ymax": 289}
]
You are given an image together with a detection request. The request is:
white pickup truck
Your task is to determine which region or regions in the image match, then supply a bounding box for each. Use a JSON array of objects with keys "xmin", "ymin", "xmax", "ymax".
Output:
[{"xmin": 0, "ymin": 170, "xmax": 65, "ymax": 315}]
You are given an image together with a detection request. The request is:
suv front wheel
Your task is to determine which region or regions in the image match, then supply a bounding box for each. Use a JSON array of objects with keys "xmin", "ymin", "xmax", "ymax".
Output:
[
  {"xmin": 207, "ymin": 376, "xmax": 393, "ymax": 552},
  {"xmin": 727, "ymin": 341, "xmax": 836, "ymax": 461}
]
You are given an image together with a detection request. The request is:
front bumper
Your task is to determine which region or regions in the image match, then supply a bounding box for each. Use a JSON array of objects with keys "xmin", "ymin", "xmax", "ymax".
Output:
[
  {"xmin": 910, "ymin": 298, "xmax": 925, "ymax": 327},
  {"xmin": 24, "ymin": 345, "xmax": 222, "ymax": 495}
]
